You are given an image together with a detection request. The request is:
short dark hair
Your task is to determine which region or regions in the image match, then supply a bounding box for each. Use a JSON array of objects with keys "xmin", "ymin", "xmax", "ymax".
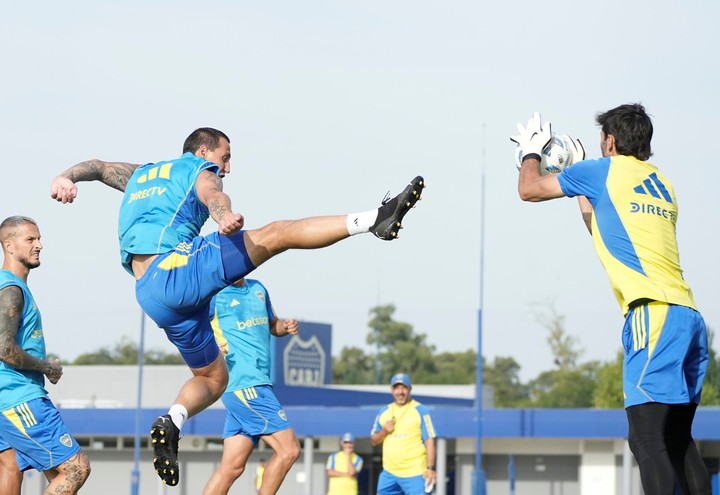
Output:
[
  {"xmin": 0, "ymin": 216, "xmax": 37, "ymax": 241},
  {"xmin": 182, "ymin": 127, "xmax": 230, "ymax": 154},
  {"xmin": 595, "ymin": 103, "xmax": 653, "ymax": 161}
]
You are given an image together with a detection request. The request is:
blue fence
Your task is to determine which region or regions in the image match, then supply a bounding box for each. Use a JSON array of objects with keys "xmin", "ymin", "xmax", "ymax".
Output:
[{"xmin": 59, "ymin": 406, "xmax": 720, "ymax": 440}]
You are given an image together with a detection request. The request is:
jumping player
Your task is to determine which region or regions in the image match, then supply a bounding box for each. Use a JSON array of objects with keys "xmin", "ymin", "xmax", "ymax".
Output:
[{"xmin": 50, "ymin": 128, "xmax": 424, "ymax": 486}]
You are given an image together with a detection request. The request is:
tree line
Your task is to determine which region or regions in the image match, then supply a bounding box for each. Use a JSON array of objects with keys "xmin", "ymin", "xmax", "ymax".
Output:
[
  {"xmin": 61, "ymin": 305, "xmax": 720, "ymax": 408},
  {"xmin": 331, "ymin": 304, "xmax": 720, "ymax": 409}
]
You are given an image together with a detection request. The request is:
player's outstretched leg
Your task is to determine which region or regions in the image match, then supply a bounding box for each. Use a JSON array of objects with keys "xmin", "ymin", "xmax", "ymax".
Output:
[
  {"xmin": 221, "ymin": 175, "xmax": 426, "ymax": 274},
  {"xmin": 151, "ymin": 414, "xmax": 181, "ymax": 486},
  {"xmin": 370, "ymin": 175, "xmax": 425, "ymax": 240}
]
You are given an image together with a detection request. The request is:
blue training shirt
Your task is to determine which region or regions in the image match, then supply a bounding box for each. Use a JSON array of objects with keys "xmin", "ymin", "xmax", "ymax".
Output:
[
  {"xmin": 209, "ymin": 279, "xmax": 277, "ymax": 392},
  {"xmin": 0, "ymin": 271, "xmax": 48, "ymax": 410},
  {"xmin": 118, "ymin": 152, "xmax": 219, "ymax": 275}
]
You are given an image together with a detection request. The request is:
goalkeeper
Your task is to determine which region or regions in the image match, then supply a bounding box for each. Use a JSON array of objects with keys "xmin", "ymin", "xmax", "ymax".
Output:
[{"xmin": 513, "ymin": 104, "xmax": 710, "ymax": 495}]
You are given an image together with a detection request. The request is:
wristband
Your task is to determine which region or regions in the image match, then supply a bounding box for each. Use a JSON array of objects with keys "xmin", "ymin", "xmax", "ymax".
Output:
[{"xmin": 427, "ymin": 465, "xmax": 436, "ymax": 471}]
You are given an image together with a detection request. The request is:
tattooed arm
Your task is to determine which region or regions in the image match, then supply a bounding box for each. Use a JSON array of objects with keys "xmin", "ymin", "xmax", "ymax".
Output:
[
  {"xmin": 0, "ymin": 286, "xmax": 63, "ymax": 384},
  {"xmin": 50, "ymin": 159, "xmax": 140, "ymax": 203},
  {"xmin": 195, "ymin": 170, "xmax": 244, "ymax": 235}
]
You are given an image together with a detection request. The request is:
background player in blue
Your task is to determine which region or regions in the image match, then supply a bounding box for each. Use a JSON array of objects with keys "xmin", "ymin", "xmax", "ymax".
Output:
[
  {"xmin": 49, "ymin": 127, "xmax": 425, "ymax": 486},
  {"xmin": 513, "ymin": 105, "xmax": 710, "ymax": 495},
  {"xmin": 0, "ymin": 216, "xmax": 91, "ymax": 494},
  {"xmin": 202, "ymin": 277, "xmax": 300, "ymax": 495}
]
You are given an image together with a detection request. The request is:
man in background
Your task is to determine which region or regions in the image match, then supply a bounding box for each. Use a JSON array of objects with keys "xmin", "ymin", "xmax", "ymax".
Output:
[
  {"xmin": 326, "ymin": 433, "xmax": 363, "ymax": 495},
  {"xmin": 371, "ymin": 373, "xmax": 437, "ymax": 494},
  {"xmin": 254, "ymin": 458, "xmax": 266, "ymax": 494}
]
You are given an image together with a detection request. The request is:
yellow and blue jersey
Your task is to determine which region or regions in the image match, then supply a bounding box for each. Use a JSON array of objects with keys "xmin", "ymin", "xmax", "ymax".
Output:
[
  {"xmin": 118, "ymin": 152, "xmax": 219, "ymax": 275},
  {"xmin": 326, "ymin": 450, "xmax": 363, "ymax": 495},
  {"xmin": 371, "ymin": 399, "xmax": 436, "ymax": 477},
  {"xmin": 210, "ymin": 280, "xmax": 276, "ymax": 392},
  {"xmin": 558, "ymin": 156, "xmax": 696, "ymax": 315},
  {"xmin": 0, "ymin": 271, "xmax": 48, "ymax": 410}
]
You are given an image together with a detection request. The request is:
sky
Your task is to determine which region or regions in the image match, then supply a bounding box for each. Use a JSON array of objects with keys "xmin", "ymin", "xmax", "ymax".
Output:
[{"xmin": 1, "ymin": 1, "xmax": 718, "ymax": 382}]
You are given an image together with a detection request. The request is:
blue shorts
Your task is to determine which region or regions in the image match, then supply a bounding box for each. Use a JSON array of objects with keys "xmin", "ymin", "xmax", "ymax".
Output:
[
  {"xmin": 377, "ymin": 470, "xmax": 425, "ymax": 495},
  {"xmin": 221, "ymin": 385, "xmax": 292, "ymax": 446},
  {"xmin": 135, "ymin": 231, "xmax": 256, "ymax": 368},
  {"xmin": 623, "ymin": 302, "xmax": 708, "ymax": 408},
  {"xmin": 0, "ymin": 397, "xmax": 81, "ymax": 472}
]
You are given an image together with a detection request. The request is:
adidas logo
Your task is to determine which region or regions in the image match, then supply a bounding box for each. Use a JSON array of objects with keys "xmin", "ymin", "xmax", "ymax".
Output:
[
  {"xmin": 136, "ymin": 163, "xmax": 173, "ymax": 184},
  {"xmin": 630, "ymin": 172, "xmax": 676, "ymax": 223},
  {"xmin": 230, "ymin": 299, "xmax": 240, "ymax": 307},
  {"xmin": 633, "ymin": 172, "xmax": 672, "ymax": 204}
]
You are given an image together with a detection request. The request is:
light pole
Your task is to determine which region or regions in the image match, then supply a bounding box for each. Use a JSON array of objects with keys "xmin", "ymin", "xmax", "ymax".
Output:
[
  {"xmin": 473, "ymin": 124, "xmax": 487, "ymax": 495},
  {"xmin": 130, "ymin": 309, "xmax": 146, "ymax": 495}
]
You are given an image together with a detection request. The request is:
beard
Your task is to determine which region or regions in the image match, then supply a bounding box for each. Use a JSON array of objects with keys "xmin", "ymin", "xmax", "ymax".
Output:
[{"xmin": 20, "ymin": 256, "xmax": 40, "ymax": 270}]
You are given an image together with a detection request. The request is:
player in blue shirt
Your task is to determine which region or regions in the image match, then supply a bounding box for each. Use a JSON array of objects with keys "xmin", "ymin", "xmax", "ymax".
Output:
[
  {"xmin": 202, "ymin": 278, "xmax": 300, "ymax": 495},
  {"xmin": 513, "ymin": 105, "xmax": 710, "ymax": 495},
  {"xmin": 0, "ymin": 216, "xmax": 91, "ymax": 494},
  {"xmin": 50, "ymin": 127, "xmax": 425, "ymax": 486}
]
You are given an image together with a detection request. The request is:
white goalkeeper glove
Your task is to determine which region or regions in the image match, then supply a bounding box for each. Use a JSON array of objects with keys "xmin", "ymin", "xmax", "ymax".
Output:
[
  {"xmin": 510, "ymin": 112, "xmax": 552, "ymax": 163},
  {"xmin": 561, "ymin": 134, "xmax": 585, "ymax": 166}
]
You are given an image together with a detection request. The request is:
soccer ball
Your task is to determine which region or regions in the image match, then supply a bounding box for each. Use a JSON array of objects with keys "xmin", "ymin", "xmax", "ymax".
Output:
[{"xmin": 515, "ymin": 134, "xmax": 572, "ymax": 175}]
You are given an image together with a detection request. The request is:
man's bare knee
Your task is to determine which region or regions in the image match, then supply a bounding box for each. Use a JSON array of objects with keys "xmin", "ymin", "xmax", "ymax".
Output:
[
  {"xmin": 210, "ymin": 359, "xmax": 229, "ymax": 391},
  {"xmin": 187, "ymin": 356, "xmax": 228, "ymax": 404},
  {"xmin": 277, "ymin": 441, "xmax": 301, "ymax": 466},
  {"xmin": 245, "ymin": 221, "xmax": 293, "ymax": 263},
  {"xmin": 221, "ymin": 463, "xmax": 245, "ymax": 481}
]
